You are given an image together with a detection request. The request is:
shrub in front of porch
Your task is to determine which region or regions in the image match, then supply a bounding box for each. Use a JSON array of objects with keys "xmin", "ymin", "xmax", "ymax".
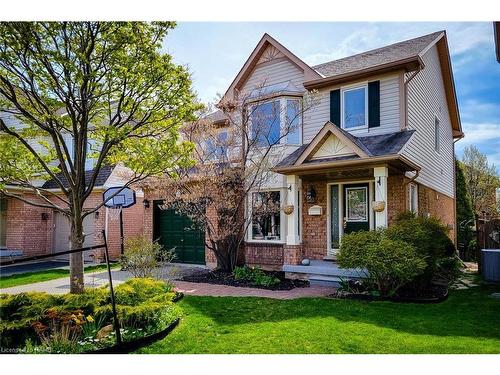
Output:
[
  {"xmin": 337, "ymin": 230, "xmax": 427, "ymax": 297},
  {"xmin": 386, "ymin": 212, "xmax": 460, "ymax": 289}
]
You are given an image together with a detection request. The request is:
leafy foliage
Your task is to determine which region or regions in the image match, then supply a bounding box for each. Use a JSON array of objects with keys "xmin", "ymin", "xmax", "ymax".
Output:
[
  {"xmin": 455, "ymin": 159, "xmax": 475, "ymax": 260},
  {"xmin": 0, "ymin": 278, "xmax": 179, "ymax": 352},
  {"xmin": 337, "ymin": 229, "xmax": 427, "ymax": 296},
  {"xmin": 121, "ymin": 236, "xmax": 176, "ymax": 278},
  {"xmin": 0, "ymin": 22, "xmax": 200, "ymax": 292},
  {"xmin": 233, "ymin": 266, "xmax": 280, "ymax": 287},
  {"xmin": 387, "ymin": 212, "xmax": 459, "ymax": 287}
]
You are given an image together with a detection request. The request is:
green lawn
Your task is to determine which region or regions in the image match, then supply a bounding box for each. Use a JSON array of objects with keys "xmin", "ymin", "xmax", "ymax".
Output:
[
  {"xmin": 137, "ymin": 285, "xmax": 500, "ymax": 354},
  {"xmin": 0, "ymin": 264, "xmax": 118, "ymax": 289}
]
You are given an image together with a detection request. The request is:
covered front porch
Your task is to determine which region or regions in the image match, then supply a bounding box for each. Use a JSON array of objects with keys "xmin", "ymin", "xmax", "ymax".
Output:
[{"xmin": 272, "ymin": 122, "xmax": 420, "ymax": 271}]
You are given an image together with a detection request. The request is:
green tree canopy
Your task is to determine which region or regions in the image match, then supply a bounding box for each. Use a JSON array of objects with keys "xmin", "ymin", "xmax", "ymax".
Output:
[{"xmin": 0, "ymin": 22, "xmax": 200, "ymax": 292}]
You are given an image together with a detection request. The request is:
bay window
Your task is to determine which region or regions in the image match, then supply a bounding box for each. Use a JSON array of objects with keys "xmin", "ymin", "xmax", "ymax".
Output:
[
  {"xmin": 250, "ymin": 97, "xmax": 301, "ymax": 146},
  {"xmin": 251, "ymin": 191, "xmax": 281, "ymax": 241},
  {"xmin": 342, "ymin": 85, "xmax": 367, "ymax": 129}
]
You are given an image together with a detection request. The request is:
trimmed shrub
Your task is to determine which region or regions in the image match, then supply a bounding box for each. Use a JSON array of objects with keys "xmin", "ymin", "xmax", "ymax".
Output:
[
  {"xmin": 337, "ymin": 229, "xmax": 427, "ymax": 296},
  {"xmin": 386, "ymin": 212, "xmax": 459, "ymax": 287},
  {"xmin": 0, "ymin": 278, "xmax": 179, "ymax": 351}
]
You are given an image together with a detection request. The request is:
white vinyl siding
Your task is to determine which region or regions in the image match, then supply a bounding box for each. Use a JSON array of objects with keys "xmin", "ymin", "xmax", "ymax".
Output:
[
  {"xmin": 303, "ymin": 73, "xmax": 401, "ymax": 142},
  {"xmin": 401, "ymin": 45, "xmax": 455, "ymax": 198},
  {"xmin": 240, "ymin": 58, "xmax": 305, "ymax": 98}
]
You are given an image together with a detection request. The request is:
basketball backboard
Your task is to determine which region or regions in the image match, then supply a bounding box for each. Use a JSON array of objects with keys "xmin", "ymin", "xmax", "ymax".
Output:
[{"xmin": 103, "ymin": 186, "xmax": 136, "ymax": 208}]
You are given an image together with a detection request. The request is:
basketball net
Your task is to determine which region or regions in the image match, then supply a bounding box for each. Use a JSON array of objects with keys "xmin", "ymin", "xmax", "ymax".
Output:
[{"xmin": 108, "ymin": 206, "xmax": 122, "ymax": 221}]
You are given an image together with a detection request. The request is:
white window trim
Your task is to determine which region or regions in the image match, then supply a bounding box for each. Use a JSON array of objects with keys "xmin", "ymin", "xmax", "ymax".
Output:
[
  {"xmin": 341, "ymin": 84, "xmax": 368, "ymax": 131},
  {"xmin": 434, "ymin": 114, "xmax": 441, "ymax": 153},
  {"xmin": 249, "ymin": 96, "xmax": 302, "ymax": 147},
  {"xmin": 409, "ymin": 183, "xmax": 418, "ymax": 213},
  {"xmin": 247, "ymin": 188, "xmax": 286, "ymax": 244}
]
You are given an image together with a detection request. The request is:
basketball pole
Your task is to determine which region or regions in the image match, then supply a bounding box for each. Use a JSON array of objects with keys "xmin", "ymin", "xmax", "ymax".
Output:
[{"xmin": 119, "ymin": 205, "xmax": 124, "ymax": 256}]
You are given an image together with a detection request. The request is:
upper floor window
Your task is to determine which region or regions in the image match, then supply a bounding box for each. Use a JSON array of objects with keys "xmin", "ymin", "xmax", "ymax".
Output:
[
  {"xmin": 250, "ymin": 97, "xmax": 301, "ymax": 147},
  {"xmin": 206, "ymin": 130, "xmax": 228, "ymax": 160},
  {"xmin": 434, "ymin": 115, "xmax": 440, "ymax": 152},
  {"xmin": 342, "ymin": 85, "xmax": 367, "ymax": 129}
]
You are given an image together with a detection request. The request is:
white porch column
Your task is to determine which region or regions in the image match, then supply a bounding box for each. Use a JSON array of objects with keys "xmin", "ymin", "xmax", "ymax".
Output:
[
  {"xmin": 373, "ymin": 166, "xmax": 388, "ymax": 228},
  {"xmin": 286, "ymin": 175, "xmax": 301, "ymax": 245}
]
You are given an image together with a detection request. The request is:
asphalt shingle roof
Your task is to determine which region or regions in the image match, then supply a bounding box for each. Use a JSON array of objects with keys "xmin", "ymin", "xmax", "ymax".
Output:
[
  {"xmin": 42, "ymin": 165, "xmax": 113, "ymax": 189},
  {"xmin": 275, "ymin": 130, "xmax": 415, "ymax": 168},
  {"xmin": 312, "ymin": 31, "xmax": 443, "ymax": 77}
]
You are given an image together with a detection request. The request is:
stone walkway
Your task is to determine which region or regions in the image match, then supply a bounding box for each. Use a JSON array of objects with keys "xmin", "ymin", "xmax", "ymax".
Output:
[
  {"xmin": 174, "ymin": 281, "xmax": 333, "ymax": 299},
  {"xmin": 0, "ymin": 268, "xmax": 334, "ymax": 299}
]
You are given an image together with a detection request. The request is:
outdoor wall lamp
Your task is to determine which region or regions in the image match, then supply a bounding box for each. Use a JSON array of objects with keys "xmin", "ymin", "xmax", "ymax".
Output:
[
  {"xmin": 306, "ymin": 185, "xmax": 316, "ymax": 203},
  {"xmin": 94, "ymin": 211, "xmax": 99, "ymax": 219},
  {"xmin": 143, "ymin": 199, "xmax": 150, "ymax": 209},
  {"xmin": 377, "ymin": 176, "xmax": 381, "ymax": 186},
  {"xmin": 41, "ymin": 212, "xmax": 49, "ymax": 221}
]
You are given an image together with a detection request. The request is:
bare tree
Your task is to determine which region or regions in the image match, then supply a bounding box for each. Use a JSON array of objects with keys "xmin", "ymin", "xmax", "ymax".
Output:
[{"xmin": 145, "ymin": 81, "xmax": 319, "ymax": 271}]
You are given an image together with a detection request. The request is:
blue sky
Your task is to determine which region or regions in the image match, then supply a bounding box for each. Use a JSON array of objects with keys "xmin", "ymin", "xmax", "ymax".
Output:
[{"xmin": 162, "ymin": 22, "xmax": 500, "ymax": 168}]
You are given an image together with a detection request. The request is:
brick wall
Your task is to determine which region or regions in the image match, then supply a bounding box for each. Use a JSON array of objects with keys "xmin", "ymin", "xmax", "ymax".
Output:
[
  {"xmin": 244, "ymin": 242, "xmax": 284, "ymax": 271},
  {"xmin": 387, "ymin": 175, "xmax": 456, "ymax": 243},
  {"xmin": 301, "ymin": 178, "xmax": 328, "ymax": 261},
  {"xmin": 3, "ymin": 191, "xmax": 144, "ymax": 260}
]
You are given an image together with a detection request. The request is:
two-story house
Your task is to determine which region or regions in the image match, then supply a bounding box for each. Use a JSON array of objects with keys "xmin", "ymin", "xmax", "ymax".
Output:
[{"xmin": 144, "ymin": 30, "xmax": 463, "ymax": 279}]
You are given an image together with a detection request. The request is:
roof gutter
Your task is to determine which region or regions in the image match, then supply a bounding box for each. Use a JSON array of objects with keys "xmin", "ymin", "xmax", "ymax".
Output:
[
  {"xmin": 272, "ymin": 154, "xmax": 421, "ymax": 175},
  {"xmin": 304, "ymin": 56, "xmax": 424, "ymax": 90}
]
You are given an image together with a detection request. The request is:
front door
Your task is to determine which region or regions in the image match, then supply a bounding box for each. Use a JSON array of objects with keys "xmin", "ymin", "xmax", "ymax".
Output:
[
  {"xmin": 343, "ymin": 183, "xmax": 370, "ymax": 234},
  {"xmin": 153, "ymin": 203, "xmax": 205, "ymax": 265}
]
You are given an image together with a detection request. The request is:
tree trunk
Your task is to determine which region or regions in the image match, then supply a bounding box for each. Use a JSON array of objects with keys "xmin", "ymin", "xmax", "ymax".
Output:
[{"xmin": 69, "ymin": 211, "xmax": 85, "ymax": 294}]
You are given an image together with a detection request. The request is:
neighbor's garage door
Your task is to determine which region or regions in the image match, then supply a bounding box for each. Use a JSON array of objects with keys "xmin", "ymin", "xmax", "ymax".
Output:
[{"xmin": 153, "ymin": 203, "xmax": 205, "ymax": 265}]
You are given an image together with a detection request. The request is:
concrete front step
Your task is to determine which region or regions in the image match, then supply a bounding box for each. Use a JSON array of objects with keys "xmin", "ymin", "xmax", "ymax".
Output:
[{"xmin": 309, "ymin": 275, "xmax": 345, "ymax": 287}]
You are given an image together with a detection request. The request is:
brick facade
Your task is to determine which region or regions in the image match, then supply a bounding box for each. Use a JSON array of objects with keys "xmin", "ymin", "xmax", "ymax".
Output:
[
  {"xmin": 3, "ymin": 191, "xmax": 144, "ymax": 260},
  {"xmin": 387, "ymin": 174, "xmax": 456, "ymax": 241},
  {"xmin": 141, "ymin": 170, "xmax": 456, "ymax": 269}
]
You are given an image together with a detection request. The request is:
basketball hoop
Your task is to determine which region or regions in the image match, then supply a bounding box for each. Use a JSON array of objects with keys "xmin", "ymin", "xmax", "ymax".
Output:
[
  {"xmin": 102, "ymin": 186, "xmax": 137, "ymax": 256},
  {"xmin": 108, "ymin": 206, "xmax": 122, "ymax": 221}
]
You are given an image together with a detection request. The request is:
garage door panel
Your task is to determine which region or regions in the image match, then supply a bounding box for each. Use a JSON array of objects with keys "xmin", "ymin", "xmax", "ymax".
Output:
[{"xmin": 153, "ymin": 203, "xmax": 205, "ymax": 265}]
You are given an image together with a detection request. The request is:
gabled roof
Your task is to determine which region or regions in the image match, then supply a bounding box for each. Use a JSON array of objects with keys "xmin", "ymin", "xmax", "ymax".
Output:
[
  {"xmin": 274, "ymin": 122, "xmax": 415, "ymax": 172},
  {"xmin": 312, "ymin": 31, "xmax": 443, "ymax": 78},
  {"xmin": 42, "ymin": 165, "xmax": 114, "ymax": 189},
  {"xmin": 222, "ymin": 33, "xmax": 321, "ymax": 100}
]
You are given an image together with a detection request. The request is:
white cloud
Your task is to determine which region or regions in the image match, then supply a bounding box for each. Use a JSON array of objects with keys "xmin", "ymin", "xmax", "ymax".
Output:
[{"xmin": 458, "ymin": 123, "xmax": 500, "ymax": 145}]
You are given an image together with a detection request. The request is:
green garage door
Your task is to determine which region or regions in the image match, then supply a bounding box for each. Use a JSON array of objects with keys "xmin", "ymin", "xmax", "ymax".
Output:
[{"xmin": 153, "ymin": 202, "xmax": 205, "ymax": 265}]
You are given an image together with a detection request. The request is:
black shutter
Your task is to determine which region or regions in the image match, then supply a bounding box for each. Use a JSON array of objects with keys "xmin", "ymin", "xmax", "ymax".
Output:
[
  {"xmin": 368, "ymin": 81, "xmax": 380, "ymax": 128},
  {"xmin": 330, "ymin": 89, "xmax": 341, "ymax": 127}
]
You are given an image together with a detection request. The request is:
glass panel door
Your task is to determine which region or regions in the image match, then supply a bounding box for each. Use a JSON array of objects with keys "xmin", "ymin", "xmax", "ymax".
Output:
[
  {"xmin": 329, "ymin": 185, "xmax": 340, "ymax": 254},
  {"xmin": 343, "ymin": 184, "xmax": 370, "ymax": 233}
]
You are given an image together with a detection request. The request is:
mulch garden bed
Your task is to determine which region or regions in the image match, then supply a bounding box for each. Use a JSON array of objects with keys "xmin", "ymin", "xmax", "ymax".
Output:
[
  {"xmin": 181, "ymin": 270, "xmax": 309, "ymax": 290},
  {"xmin": 332, "ymin": 284, "xmax": 448, "ymax": 304}
]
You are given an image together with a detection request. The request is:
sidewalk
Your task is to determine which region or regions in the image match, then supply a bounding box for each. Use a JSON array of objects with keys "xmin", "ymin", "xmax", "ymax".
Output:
[{"xmin": 1, "ymin": 270, "xmax": 333, "ymax": 299}]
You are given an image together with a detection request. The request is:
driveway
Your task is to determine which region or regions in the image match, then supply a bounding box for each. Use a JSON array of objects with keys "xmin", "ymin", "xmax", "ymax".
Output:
[{"xmin": 0, "ymin": 260, "xmax": 70, "ymax": 277}]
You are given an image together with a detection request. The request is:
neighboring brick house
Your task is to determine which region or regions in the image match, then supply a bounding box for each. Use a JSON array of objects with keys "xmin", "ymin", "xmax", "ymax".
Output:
[
  {"xmin": 0, "ymin": 165, "xmax": 144, "ymax": 260},
  {"xmin": 144, "ymin": 31, "xmax": 463, "ymax": 274}
]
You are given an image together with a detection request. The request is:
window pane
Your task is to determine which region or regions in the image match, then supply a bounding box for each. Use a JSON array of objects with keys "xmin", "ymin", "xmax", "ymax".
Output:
[
  {"xmin": 286, "ymin": 99, "xmax": 301, "ymax": 144},
  {"xmin": 346, "ymin": 187, "xmax": 368, "ymax": 221},
  {"xmin": 343, "ymin": 87, "xmax": 366, "ymax": 129},
  {"xmin": 251, "ymin": 101, "xmax": 280, "ymax": 146},
  {"xmin": 252, "ymin": 191, "xmax": 281, "ymax": 240},
  {"xmin": 434, "ymin": 117, "xmax": 440, "ymax": 152}
]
